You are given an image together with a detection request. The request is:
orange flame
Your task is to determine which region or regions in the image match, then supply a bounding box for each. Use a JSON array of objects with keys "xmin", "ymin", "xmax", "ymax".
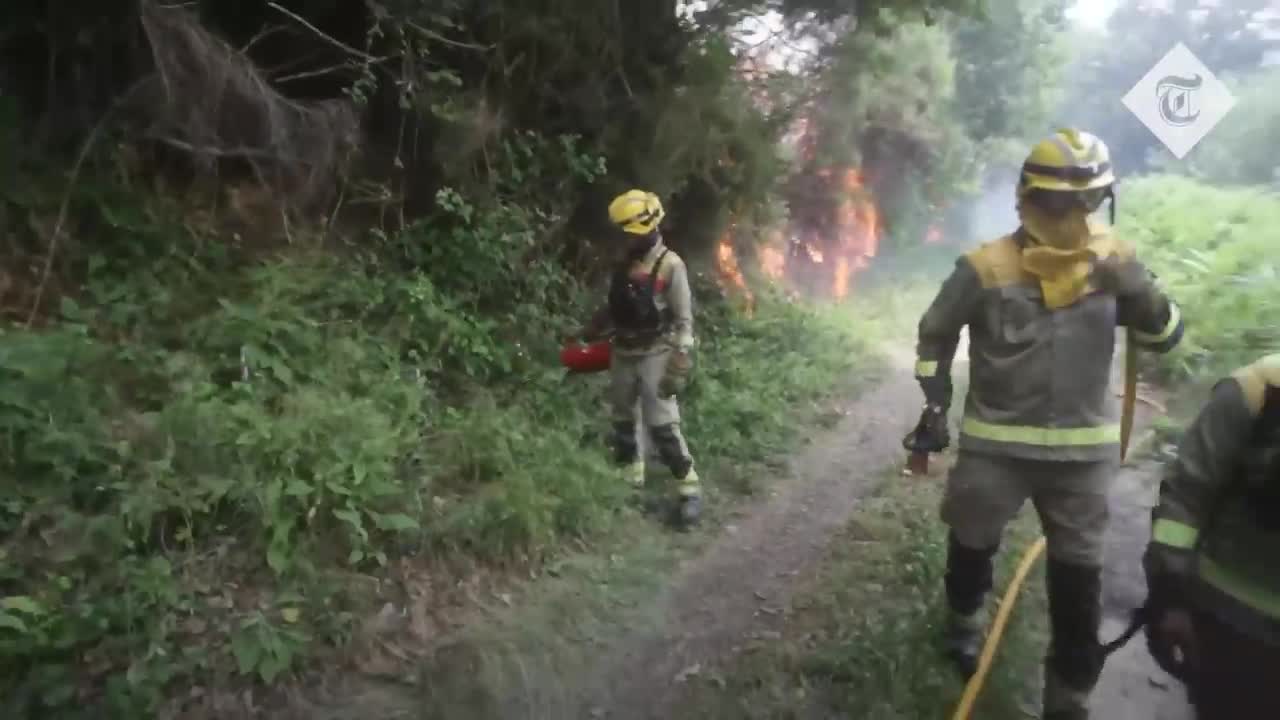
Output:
[
  {"xmin": 833, "ymin": 256, "xmax": 851, "ymax": 299},
  {"xmin": 715, "ymin": 225, "xmax": 755, "ymax": 315},
  {"xmin": 761, "ymin": 245, "xmax": 786, "ymax": 280},
  {"xmin": 828, "ymin": 168, "xmax": 880, "ymax": 300}
]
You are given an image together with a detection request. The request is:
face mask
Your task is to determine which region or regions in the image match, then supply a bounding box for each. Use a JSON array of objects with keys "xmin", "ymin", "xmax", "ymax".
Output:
[
  {"xmin": 1017, "ymin": 195, "xmax": 1108, "ymax": 309},
  {"xmin": 626, "ymin": 232, "xmax": 659, "ymax": 259},
  {"xmin": 1017, "ymin": 197, "xmax": 1093, "ymax": 251}
]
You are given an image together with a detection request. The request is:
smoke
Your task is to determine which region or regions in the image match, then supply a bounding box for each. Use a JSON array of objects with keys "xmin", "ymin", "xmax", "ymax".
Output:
[
  {"xmin": 968, "ymin": 179, "xmax": 1020, "ymax": 243},
  {"xmin": 962, "ymin": 174, "xmax": 1020, "ymax": 246}
]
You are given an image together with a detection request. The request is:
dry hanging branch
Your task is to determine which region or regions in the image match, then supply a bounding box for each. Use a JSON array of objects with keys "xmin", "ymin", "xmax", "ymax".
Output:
[{"xmin": 136, "ymin": 0, "xmax": 361, "ymax": 213}]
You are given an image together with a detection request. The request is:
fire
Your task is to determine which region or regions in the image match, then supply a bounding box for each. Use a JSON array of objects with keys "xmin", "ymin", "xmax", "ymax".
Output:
[
  {"xmin": 758, "ymin": 165, "xmax": 882, "ymax": 301},
  {"xmin": 761, "ymin": 245, "xmax": 786, "ymax": 280},
  {"xmin": 833, "ymin": 256, "xmax": 851, "ymax": 299},
  {"xmin": 925, "ymin": 224, "xmax": 943, "ymax": 244},
  {"xmin": 828, "ymin": 168, "xmax": 880, "ymax": 299},
  {"xmin": 715, "ymin": 224, "xmax": 755, "ymax": 315}
]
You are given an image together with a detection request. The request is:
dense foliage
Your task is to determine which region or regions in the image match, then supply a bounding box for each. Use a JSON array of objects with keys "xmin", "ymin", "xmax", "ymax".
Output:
[{"xmin": 1118, "ymin": 174, "xmax": 1280, "ymax": 384}]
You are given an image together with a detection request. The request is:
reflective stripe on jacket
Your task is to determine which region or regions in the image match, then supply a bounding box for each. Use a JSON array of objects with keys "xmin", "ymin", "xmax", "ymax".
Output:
[
  {"xmin": 1146, "ymin": 354, "xmax": 1280, "ymax": 645},
  {"xmin": 915, "ymin": 231, "xmax": 1183, "ymax": 461}
]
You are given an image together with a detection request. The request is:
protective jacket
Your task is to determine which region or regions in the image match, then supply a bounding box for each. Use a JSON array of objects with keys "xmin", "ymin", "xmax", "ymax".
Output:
[
  {"xmin": 1145, "ymin": 354, "xmax": 1280, "ymax": 647},
  {"xmin": 601, "ymin": 241, "xmax": 694, "ymax": 357},
  {"xmin": 915, "ymin": 229, "xmax": 1183, "ymax": 461}
]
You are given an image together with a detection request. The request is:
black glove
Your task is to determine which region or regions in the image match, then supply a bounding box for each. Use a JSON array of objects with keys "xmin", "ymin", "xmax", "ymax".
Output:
[
  {"xmin": 903, "ymin": 403, "xmax": 950, "ymax": 453},
  {"xmin": 1142, "ymin": 574, "xmax": 1197, "ymax": 682},
  {"xmin": 1090, "ymin": 255, "xmax": 1154, "ymax": 299}
]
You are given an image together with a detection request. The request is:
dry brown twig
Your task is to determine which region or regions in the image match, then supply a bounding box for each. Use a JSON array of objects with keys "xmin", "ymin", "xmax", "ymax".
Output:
[
  {"xmin": 138, "ymin": 0, "xmax": 360, "ymax": 214},
  {"xmin": 28, "ymin": 1, "xmax": 364, "ymax": 322}
]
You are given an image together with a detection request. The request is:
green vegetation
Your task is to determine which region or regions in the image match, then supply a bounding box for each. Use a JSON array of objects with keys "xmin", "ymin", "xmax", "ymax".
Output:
[
  {"xmin": 679, "ymin": 460, "xmax": 1050, "ymax": 720},
  {"xmin": 1118, "ymin": 175, "xmax": 1280, "ymax": 386},
  {"xmin": 5, "ymin": 0, "xmax": 1026, "ymax": 711},
  {"xmin": 0, "ymin": 158, "xmax": 885, "ymax": 715}
]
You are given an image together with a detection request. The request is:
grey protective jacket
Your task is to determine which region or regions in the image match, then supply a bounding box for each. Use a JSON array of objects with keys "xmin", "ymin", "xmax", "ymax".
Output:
[{"xmin": 915, "ymin": 230, "xmax": 1183, "ymax": 461}]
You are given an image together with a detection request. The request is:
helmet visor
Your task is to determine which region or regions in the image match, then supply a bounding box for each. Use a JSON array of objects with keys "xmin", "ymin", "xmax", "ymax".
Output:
[{"xmin": 1024, "ymin": 187, "xmax": 1109, "ymax": 217}]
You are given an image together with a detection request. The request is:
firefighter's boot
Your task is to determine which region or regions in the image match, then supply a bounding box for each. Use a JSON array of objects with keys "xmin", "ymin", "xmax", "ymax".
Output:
[
  {"xmin": 621, "ymin": 460, "xmax": 645, "ymax": 488},
  {"xmin": 943, "ymin": 533, "xmax": 998, "ymax": 679},
  {"xmin": 944, "ymin": 609, "xmax": 984, "ymax": 679},
  {"xmin": 677, "ymin": 469, "xmax": 702, "ymax": 528},
  {"xmin": 1042, "ymin": 559, "xmax": 1104, "ymax": 720}
]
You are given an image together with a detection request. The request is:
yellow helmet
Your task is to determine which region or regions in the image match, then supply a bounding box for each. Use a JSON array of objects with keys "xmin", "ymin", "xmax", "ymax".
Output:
[
  {"xmin": 1019, "ymin": 128, "xmax": 1116, "ymax": 196},
  {"xmin": 608, "ymin": 189, "xmax": 665, "ymax": 236}
]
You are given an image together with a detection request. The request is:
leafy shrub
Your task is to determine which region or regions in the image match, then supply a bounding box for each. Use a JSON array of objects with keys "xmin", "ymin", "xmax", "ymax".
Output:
[{"xmin": 1118, "ymin": 174, "xmax": 1280, "ymax": 383}]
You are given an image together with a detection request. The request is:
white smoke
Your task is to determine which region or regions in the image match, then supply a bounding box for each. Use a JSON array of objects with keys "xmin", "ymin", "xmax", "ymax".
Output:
[{"xmin": 964, "ymin": 174, "xmax": 1020, "ymax": 246}]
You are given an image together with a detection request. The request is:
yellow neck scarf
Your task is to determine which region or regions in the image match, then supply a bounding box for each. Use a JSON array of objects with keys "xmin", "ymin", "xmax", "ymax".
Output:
[{"xmin": 1017, "ymin": 198, "xmax": 1119, "ymax": 309}]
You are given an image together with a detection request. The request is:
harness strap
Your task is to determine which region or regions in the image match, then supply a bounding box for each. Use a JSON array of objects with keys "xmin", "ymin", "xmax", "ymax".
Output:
[
  {"xmin": 648, "ymin": 249, "xmax": 670, "ymax": 294},
  {"xmin": 1100, "ymin": 606, "xmax": 1149, "ymax": 657}
]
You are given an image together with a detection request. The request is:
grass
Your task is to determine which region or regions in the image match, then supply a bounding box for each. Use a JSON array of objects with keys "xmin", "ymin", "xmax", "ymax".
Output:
[{"xmin": 678, "ymin": 457, "xmax": 1052, "ymax": 720}]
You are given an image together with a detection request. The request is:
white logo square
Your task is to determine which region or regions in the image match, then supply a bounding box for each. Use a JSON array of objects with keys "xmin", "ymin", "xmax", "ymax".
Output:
[{"xmin": 1122, "ymin": 42, "xmax": 1236, "ymax": 159}]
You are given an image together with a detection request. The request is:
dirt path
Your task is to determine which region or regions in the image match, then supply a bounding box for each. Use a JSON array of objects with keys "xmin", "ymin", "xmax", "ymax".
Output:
[
  {"xmin": 578, "ymin": 337, "xmax": 1195, "ymax": 720},
  {"xmin": 577, "ymin": 346, "xmax": 923, "ymax": 719}
]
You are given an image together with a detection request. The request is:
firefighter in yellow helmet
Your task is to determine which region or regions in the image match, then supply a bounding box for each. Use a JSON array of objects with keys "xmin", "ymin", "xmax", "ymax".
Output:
[
  {"xmin": 903, "ymin": 129, "xmax": 1185, "ymax": 720},
  {"xmin": 571, "ymin": 190, "xmax": 701, "ymax": 526},
  {"xmin": 1143, "ymin": 353, "xmax": 1280, "ymax": 718}
]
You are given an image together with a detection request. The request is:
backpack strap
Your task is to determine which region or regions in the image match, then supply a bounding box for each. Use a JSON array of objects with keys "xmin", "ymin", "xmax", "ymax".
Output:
[{"xmin": 648, "ymin": 249, "xmax": 670, "ymax": 294}]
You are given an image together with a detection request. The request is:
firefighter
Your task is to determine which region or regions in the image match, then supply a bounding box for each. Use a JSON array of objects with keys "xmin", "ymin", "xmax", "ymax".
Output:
[
  {"xmin": 903, "ymin": 128, "xmax": 1184, "ymax": 720},
  {"xmin": 570, "ymin": 189, "xmax": 701, "ymax": 526},
  {"xmin": 1142, "ymin": 353, "xmax": 1280, "ymax": 719}
]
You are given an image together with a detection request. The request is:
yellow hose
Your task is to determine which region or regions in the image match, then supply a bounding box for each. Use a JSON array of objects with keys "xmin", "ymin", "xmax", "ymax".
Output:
[{"xmin": 950, "ymin": 331, "xmax": 1139, "ymax": 719}]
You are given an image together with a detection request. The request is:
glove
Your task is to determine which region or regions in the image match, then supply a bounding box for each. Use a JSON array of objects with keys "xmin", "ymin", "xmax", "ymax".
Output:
[
  {"xmin": 1144, "ymin": 606, "xmax": 1198, "ymax": 681},
  {"xmin": 1141, "ymin": 571, "xmax": 1198, "ymax": 681},
  {"xmin": 1090, "ymin": 255, "xmax": 1154, "ymax": 299},
  {"xmin": 902, "ymin": 403, "xmax": 950, "ymax": 453},
  {"xmin": 658, "ymin": 349, "xmax": 693, "ymax": 397}
]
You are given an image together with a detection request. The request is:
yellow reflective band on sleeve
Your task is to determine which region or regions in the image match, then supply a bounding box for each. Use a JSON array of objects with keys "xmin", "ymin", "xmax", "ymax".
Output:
[
  {"xmin": 1133, "ymin": 302, "xmax": 1181, "ymax": 344},
  {"xmin": 961, "ymin": 417, "xmax": 1121, "ymax": 446},
  {"xmin": 1199, "ymin": 555, "xmax": 1280, "ymax": 620},
  {"xmin": 916, "ymin": 360, "xmax": 939, "ymax": 378},
  {"xmin": 1152, "ymin": 518, "xmax": 1199, "ymax": 549}
]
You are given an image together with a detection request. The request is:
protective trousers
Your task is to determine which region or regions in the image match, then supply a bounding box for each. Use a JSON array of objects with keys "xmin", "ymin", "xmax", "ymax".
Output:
[
  {"xmin": 941, "ymin": 451, "xmax": 1113, "ymax": 719},
  {"xmin": 1187, "ymin": 610, "xmax": 1280, "ymax": 720},
  {"xmin": 608, "ymin": 349, "xmax": 699, "ymax": 498}
]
